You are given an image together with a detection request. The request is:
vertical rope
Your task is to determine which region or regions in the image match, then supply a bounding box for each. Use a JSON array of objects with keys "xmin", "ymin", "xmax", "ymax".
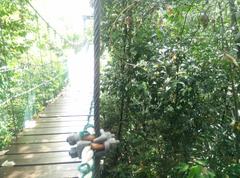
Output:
[
  {"xmin": 94, "ymin": 0, "xmax": 101, "ymax": 137},
  {"xmin": 93, "ymin": 0, "xmax": 101, "ymax": 177},
  {"xmin": 88, "ymin": 100, "xmax": 94, "ymax": 122}
]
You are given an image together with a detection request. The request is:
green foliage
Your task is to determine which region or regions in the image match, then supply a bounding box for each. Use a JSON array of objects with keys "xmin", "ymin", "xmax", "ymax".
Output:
[
  {"xmin": 100, "ymin": 0, "xmax": 240, "ymax": 177},
  {"xmin": 174, "ymin": 161, "xmax": 216, "ymax": 178},
  {"xmin": 223, "ymin": 164, "xmax": 240, "ymax": 178},
  {"xmin": 0, "ymin": 0, "xmax": 68, "ymax": 149}
]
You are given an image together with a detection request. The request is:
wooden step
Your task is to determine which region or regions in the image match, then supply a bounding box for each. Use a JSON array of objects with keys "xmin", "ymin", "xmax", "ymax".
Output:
[
  {"xmin": 16, "ymin": 134, "xmax": 70, "ymax": 144},
  {"xmin": 7, "ymin": 142, "xmax": 71, "ymax": 154},
  {"xmin": 0, "ymin": 152, "xmax": 80, "ymax": 166},
  {"xmin": 0, "ymin": 163, "xmax": 80, "ymax": 178},
  {"xmin": 35, "ymin": 120, "xmax": 87, "ymax": 128},
  {"xmin": 20, "ymin": 127, "xmax": 82, "ymax": 136},
  {"xmin": 36, "ymin": 116, "xmax": 90, "ymax": 122}
]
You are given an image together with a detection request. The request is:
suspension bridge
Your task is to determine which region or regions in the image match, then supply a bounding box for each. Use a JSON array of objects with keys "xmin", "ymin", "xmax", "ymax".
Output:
[
  {"xmin": 0, "ymin": 86, "xmax": 94, "ymax": 178},
  {"xmin": 0, "ymin": 0, "xmax": 104, "ymax": 177}
]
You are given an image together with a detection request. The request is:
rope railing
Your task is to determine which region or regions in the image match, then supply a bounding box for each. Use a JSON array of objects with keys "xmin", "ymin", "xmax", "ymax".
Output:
[
  {"xmin": 0, "ymin": 1, "xmax": 70, "ymax": 103},
  {"xmin": 26, "ymin": 1, "xmax": 72, "ymax": 47},
  {"xmin": 93, "ymin": 0, "xmax": 101, "ymax": 176},
  {"xmin": 88, "ymin": 100, "xmax": 94, "ymax": 121},
  {"xmin": 0, "ymin": 61, "xmax": 67, "ymax": 74},
  {"xmin": 0, "ymin": 0, "xmax": 71, "ymax": 152},
  {"xmin": 0, "ymin": 71, "xmax": 67, "ymax": 107},
  {"xmin": 0, "ymin": 66, "xmax": 28, "ymax": 73}
]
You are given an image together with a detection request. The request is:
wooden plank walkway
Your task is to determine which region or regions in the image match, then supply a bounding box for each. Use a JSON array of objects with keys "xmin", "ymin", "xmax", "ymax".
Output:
[{"xmin": 0, "ymin": 88, "xmax": 93, "ymax": 178}]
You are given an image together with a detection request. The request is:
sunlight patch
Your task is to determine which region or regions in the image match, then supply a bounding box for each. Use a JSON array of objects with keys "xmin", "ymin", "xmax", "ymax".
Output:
[{"xmin": 24, "ymin": 120, "xmax": 36, "ymax": 128}]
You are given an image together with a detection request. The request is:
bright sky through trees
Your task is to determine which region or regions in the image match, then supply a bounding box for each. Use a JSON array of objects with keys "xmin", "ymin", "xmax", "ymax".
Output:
[
  {"xmin": 32, "ymin": 0, "xmax": 94, "ymax": 118},
  {"xmin": 33, "ymin": 0, "xmax": 93, "ymax": 35}
]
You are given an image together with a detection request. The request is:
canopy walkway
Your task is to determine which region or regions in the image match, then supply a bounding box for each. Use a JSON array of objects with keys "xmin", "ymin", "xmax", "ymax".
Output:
[
  {"xmin": 2, "ymin": 0, "xmax": 240, "ymax": 177},
  {"xmin": 0, "ymin": 87, "xmax": 94, "ymax": 178},
  {"xmin": 0, "ymin": 0, "xmax": 103, "ymax": 177}
]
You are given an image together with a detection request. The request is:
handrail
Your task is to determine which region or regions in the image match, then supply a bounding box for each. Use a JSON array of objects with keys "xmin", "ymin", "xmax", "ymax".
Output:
[
  {"xmin": 0, "ymin": 63, "xmax": 48, "ymax": 73},
  {"xmin": 0, "ymin": 59, "xmax": 67, "ymax": 74},
  {"xmin": 0, "ymin": 71, "xmax": 67, "ymax": 107},
  {"xmin": 26, "ymin": 1, "xmax": 72, "ymax": 46},
  {"xmin": 87, "ymin": 99, "xmax": 94, "ymax": 122},
  {"xmin": 0, "ymin": 2, "xmax": 69, "ymax": 105}
]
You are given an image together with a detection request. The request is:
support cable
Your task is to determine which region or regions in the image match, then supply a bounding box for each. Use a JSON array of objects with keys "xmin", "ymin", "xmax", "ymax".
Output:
[
  {"xmin": 0, "ymin": 61, "xmax": 62, "ymax": 74},
  {"xmin": 93, "ymin": 0, "xmax": 101, "ymax": 177},
  {"xmin": 26, "ymin": 1, "xmax": 72, "ymax": 46},
  {"xmin": 0, "ymin": 1, "xmax": 69, "ymax": 106},
  {"xmin": 0, "ymin": 71, "xmax": 67, "ymax": 107}
]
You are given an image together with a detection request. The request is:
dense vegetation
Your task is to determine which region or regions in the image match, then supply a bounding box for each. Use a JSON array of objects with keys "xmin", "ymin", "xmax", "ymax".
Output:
[
  {"xmin": 0, "ymin": 0, "xmax": 67, "ymax": 149},
  {"xmin": 101, "ymin": 0, "xmax": 240, "ymax": 177}
]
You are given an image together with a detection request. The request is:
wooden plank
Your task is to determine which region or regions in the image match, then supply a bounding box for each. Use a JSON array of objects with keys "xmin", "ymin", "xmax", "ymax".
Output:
[
  {"xmin": 36, "ymin": 117, "xmax": 89, "ymax": 123},
  {"xmin": 7, "ymin": 142, "xmax": 70, "ymax": 154},
  {"xmin": 48, "ymin": 102, "xmax": 83, "ymax": 105},
  {"xmin": 43, "ymin": 108, "xmax": 89, "ymax": 112},
  {"xmin": 41, "ymin": 112, "xmax": 89, "ymax": 115},
  {"xmin": 47, "ymin": 99, "xmax": 81, "ymax": 102},
  {"xmin": 52, "ymin": 98, "xmax": 82, "ymax": 101},
  {"xmin": 45, "ymin": 108, "xmax": 86, "ymax": 111},
  {"xmin": 46, "ymin": 102, "xmax": 83, "ymax": 105},
  {"xmin": 43, "ymin": 110, "xmax": 90, "ymax": 114},
  {"xmin": 39, "ymin": 114, "xmax": 89, "ymax": 118},
  {"xmin": 35, "ymin": 120, "xmax": 87, "ymax": 128},
  {"xmin": 0, "ymin": 163, "xmax": 80, "ymax": 178},
  {"xmin": 49, "ymin": 102, "xmax": 82, "ymax": 104},
  {"xmin": 0, "ymin": 152, "xmax": 80, "ymax": 166},
  {"xmin": 44, "ymin": 107, "xmax": 88, "ymax": 111},
  {"xmin": 47, "ymin": 101, "xmax": 88, "ymax": 104},
  {"xmin": 39, "ymin": 114, "xmax": 91, "ymax": 118},
  {"xmin": 21, "ymin": 127, "xmax": 82, "ymax": 136},
  {"xmin": 45, "ymin": 104, "xmax": 84, "ymax": 107},
  {"xmin": 16, "ymin": 134, "xmax": 70, "ymax": 144},
  {"xmin": 46, "ymin": 104, "xmax": 87, "ymax": 107},
  {"xmin": 45, "ymin": 104, "xmax": 87, "ymax": 107}
]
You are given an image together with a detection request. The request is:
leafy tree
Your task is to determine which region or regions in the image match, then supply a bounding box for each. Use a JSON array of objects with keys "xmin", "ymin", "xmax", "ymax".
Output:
[{"xmin": 100, "ymin": 0, "xmax": 240, "ymax": 177}]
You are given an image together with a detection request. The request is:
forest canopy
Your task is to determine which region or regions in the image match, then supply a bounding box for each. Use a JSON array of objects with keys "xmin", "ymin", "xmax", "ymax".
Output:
[{"xmin": 100, "ymin": 0, "xmax": 240, "ymax": 177}]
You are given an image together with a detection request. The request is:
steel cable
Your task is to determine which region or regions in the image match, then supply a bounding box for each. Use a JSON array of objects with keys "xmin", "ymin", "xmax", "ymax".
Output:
[{"xmin": 93, "ymin": 0, "xmax": 101, "ymax": 177}]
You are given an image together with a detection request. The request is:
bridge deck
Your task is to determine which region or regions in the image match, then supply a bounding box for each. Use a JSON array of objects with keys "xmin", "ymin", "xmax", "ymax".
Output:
[{"xmin": 0, "ymin": 88, "xmax": 92, "ymax": 178}]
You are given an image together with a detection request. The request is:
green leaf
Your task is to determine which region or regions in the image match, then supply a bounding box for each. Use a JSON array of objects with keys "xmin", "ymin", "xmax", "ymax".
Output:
[
  {"xmin": 176, "ymin": 163, "xmax": 189, "ymax": 173},
  {"xmin": 187, "ymin": 165, "xmax": 202, "ymax": 178}
]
